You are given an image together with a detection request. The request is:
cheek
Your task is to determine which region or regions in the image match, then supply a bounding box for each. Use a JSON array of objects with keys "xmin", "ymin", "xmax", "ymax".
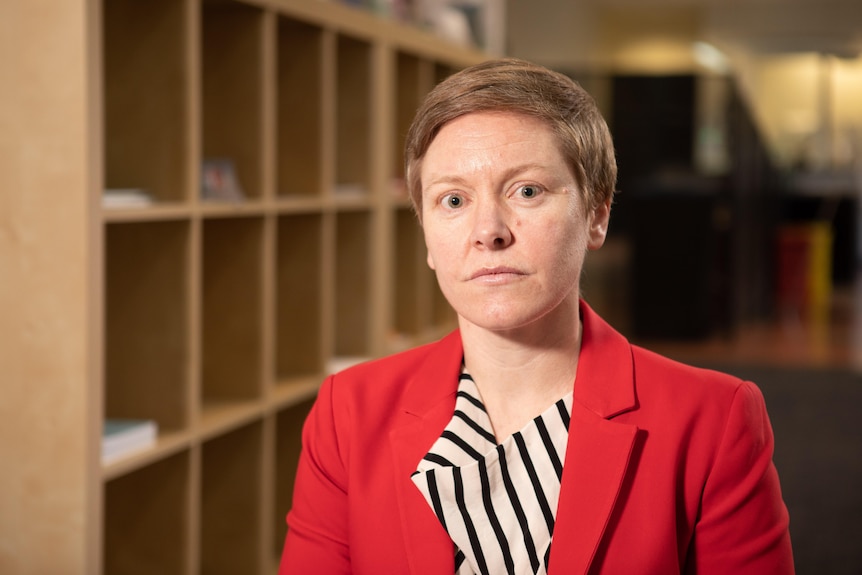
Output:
[
  {"xmin": 547, "ymin": 221, "xmax": 589, "ymax": 270},
  {"xmin": 424, "ymin": 227, "xmax": 451, "ymax": 272}
]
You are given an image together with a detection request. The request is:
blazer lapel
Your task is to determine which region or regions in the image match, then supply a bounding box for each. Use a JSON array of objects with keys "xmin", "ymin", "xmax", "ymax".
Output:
[
  {"xmin": 389, "ymin": 331, "xmax": 465, "ymax": 574},
  {"xmin": 547, "ymin": 303, "xmax": 640, "ymax": 574},
  {"xmin": 548, "ymin": 403, "xmax": 638, "ymax": 574}
]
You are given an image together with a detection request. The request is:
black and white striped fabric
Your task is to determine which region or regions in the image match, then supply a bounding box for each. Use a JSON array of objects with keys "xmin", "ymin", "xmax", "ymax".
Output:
[{"xmin": 411, "ymin": 371, "xmax": 573, "ymax": 575}]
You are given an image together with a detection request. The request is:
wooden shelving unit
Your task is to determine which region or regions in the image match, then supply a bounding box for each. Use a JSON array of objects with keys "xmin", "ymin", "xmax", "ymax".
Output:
[{"xmin": 1, "ymin": 0, "xmax": 483, "ymax": 573}]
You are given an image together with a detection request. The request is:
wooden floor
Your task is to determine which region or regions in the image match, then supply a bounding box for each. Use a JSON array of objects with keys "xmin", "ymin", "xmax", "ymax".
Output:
[{"xmin": 635, "ymin": 282, "xmax": 862, "ymax": 372}]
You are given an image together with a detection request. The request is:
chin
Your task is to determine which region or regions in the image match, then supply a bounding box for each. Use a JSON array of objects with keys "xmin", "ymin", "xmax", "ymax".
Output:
[{"xmin": 457, "ymin": 306, "xmax": 550, "ymax": 333}]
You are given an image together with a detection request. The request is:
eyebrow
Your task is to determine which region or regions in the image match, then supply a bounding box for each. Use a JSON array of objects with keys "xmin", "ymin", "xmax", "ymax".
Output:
[{"xmin": 422, "ymin": 163, "xmax": 552, "ymax": 192}]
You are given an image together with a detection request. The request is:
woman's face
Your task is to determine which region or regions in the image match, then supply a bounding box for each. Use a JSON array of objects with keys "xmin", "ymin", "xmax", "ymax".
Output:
[{"xmin": 420, "ymin": 111, "xmax": 610, "ymax": 334}]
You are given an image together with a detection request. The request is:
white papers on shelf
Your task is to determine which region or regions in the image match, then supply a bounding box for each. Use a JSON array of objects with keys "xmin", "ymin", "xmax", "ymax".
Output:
[
  {"xmin": 326, "ymin": 356, "xmax": 372, "ymax": 375},
  {"xmin": 102, "ymin": 419, "xmax": 158, "ymax": 465},
  {"xmin": 102, "ymin": 188, "xmax": 153, "ymax": 208},
  {"xmin": 333, "ymin": 183, "xmax": 368, "ymax": 198}
]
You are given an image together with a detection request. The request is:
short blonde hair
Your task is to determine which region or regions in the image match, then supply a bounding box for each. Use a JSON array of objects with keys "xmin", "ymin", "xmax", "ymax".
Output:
[{"xmin": 405, "ymin": 58, "xmax": 617, "ymax": 218}]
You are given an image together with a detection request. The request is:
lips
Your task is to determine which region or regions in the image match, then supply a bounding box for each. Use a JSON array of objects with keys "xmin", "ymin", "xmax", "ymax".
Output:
[{"xmin": 468, "ymin": 266, "xmax": 525, "ymax": 281}]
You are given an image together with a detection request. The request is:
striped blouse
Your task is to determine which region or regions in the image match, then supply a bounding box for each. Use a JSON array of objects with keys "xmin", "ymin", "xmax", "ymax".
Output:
[{"xmin": 411, "ymin": 371, "xmax": 573, "ymax": 575}]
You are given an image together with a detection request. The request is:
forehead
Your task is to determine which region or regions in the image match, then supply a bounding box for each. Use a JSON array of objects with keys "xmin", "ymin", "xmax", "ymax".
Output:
[
  {"xmin": 425, "ymin": 112, "xmax": 563, "ymax": 163},
  {"xmin": 421, "ymin": 111, "xmax": 570, "ymax": 182}
]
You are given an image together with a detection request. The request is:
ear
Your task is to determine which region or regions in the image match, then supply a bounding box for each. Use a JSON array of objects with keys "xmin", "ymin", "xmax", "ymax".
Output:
[
  {"xmin": 587, "ymin": 198, "xmax": 612, "ymax": 250},
  {"xmin": 426, "ymin": 248, "xmax": 436, "ymax": 271}
]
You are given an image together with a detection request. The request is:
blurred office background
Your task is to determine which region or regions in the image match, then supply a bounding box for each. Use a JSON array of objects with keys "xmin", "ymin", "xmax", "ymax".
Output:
[{"xmin": 504, "ymin": 1, "xmax": 862, "ymax": 573}]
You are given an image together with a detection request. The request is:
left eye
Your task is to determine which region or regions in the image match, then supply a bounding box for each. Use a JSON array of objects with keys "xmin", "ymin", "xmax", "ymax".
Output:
[{"xmin": 518, "ymin": 185, "xmax": 540, "ymax": 198}]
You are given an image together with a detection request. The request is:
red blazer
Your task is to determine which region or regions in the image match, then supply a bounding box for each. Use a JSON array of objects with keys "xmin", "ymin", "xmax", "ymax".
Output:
[{"xmin": 280, "ymin": 303, "xmax": 794, "ymax": 574}]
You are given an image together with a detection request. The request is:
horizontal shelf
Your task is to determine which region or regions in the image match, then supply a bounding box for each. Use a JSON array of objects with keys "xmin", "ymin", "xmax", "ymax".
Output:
[
  {"xmin": 272, "ymin": 375, "xmax": 322, "ymax": 410},
  {"xmin": 102, "ymin": 428, "xmax": 192, "ymax": 482},
  {"xmin": 102, "ymin": 201, "xmax": 193, "ymax": 223},
  {"xmin": 263, "ymin": 0, "xmax": 486, "ymax": 66},
  {"xmin": 198, "ymin": 200, "xmax": 270, "ymax": 219},
  {"xmin": 199, "ymin": 399, "xmax": 267, "ymax": 443},
  {"xmin": 272, "ymin": 196, "xmax": 327, "ymax": 215}
]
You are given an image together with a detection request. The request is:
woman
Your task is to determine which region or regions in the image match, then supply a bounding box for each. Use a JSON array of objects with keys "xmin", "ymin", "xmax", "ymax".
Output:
[{"xmin": 280, "ymin": 58, "xmax": 794, "ymax": 574}]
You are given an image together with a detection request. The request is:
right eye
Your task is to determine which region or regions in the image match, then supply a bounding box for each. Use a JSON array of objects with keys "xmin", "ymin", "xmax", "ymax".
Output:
[{"xmin": 442, "ymin": 194, "xmax": 464, "ymax": 209}]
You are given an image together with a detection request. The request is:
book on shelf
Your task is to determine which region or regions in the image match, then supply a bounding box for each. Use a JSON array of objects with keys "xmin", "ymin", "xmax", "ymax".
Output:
[
  {"xmin": 102, "ymin": 188, "xmax": 153, "ymax": 208},
  {"xmin": 102, "ymin": 419, "xmax": 158, "ymax": 465}
]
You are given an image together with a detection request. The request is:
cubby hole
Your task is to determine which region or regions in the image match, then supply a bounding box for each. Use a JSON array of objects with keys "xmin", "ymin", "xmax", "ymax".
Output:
[
  {"xmin": 394, "ymin": 53, "xmax": 436, "ymax": 197},
  {"xmin": 393, "ymin": 207, "xmax": 429, "ymax": 337},
  {"xmin": 335, "ymin": 210, "xmax": 373, "ymax": 359},
  {"xmin": 275, "ymin": 214, "xmax": 325, "ymax": 382},
  {"xmin": 105, "ymin": 221, "xmax": 190, "ymax": 431},
  {"xmin": 273, "ymin": 398, "xmax": 315, "ymax": 559},
  {"xmin": 103, "ymin": 451, "xmax": 190, "ymax": 574},
  {"xmin": 393, "ymin": 52, "xmax": 423, "ymax": 198},
  {"xmin": 432, "ymin": 276, "xmax": 456, "ymax": 328},
  {"xmin": 276, "ymin": 17, "xmax": 324, "ymax": 199},
  {"xmin": 103, "ymin": 0, "xmax": 189, "ymax": 203},
  {"xmin": 435, "ymin": 62, "xmax": 459, "ymax": 85},
  {"xmin": 201, "ymin": 421, "xmax": 264, "ymax": 574},
  {"xmin": 202, "ymin": 1, "xmax": 266, "ymax": 202},
  {"xmin": 335, "ymin": 35, "xmax": 372, "ymax": 197},
  {"xmin": 202, "ymin": 216, "xmax": 265, "ymax": 408}
]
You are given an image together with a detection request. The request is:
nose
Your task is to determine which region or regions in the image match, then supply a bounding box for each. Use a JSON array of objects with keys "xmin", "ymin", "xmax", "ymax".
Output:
[{"xmin": 470, "ymin": 198, "xmax": 513, "ymax": 250}]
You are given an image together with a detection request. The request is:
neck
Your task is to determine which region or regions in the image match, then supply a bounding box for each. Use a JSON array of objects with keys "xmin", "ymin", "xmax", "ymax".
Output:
[{"xmin": 458, "ymin": 297, "xmax": 583, "ymax": 439}]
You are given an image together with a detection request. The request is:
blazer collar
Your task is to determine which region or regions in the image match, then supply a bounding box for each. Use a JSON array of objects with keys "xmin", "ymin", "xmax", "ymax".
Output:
[
  {"xmin": 390, "ymin": 301, "xmax": 639, "ymax": 574},
  {"xmin": 574, "ymin": 301, "xmax": 638, "ymax": 418},
  {"xmin": 390, "ymin": 331, "xmax": 463, "ymax": 573}
]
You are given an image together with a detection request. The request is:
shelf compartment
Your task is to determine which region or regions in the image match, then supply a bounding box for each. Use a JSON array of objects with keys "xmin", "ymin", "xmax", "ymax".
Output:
[
  {"xmin": 104, "ymin": 450, "xmax": 191, "ymax": 574},
  {"xmin": 202, "ymin": 216, "xmax": 265, "ymax": 403},
  {"xmin": 105, "ymin": 221, "xmax": 190, "ymax": 431},
  {"xmin": 335, "ymin": 210, "xmax": 372, "ymax": 358},
  {"xmin": 103, "ymin": 0, "xmax": 190, "ymax": 203},
  {"xmin": 275, "ymin": 214, "xmax": 325, "ymax": 380},
  {"xmin": 393, "ymin": 52, "xmax": 433, "ymax": 193},
  {"xmin": 393, "ymin": 206, "xmax": 429, "ymax": 336},
  {"xmin": 335, "ymin": 34, "xmax": 372, "ymax": 197},
  {"xmin": 272, "ymin": 398, "xmax": 315, "ymax": 559},
  {"xmin": 432, "ymin": 275, "xmax": 456, "ymax": 329},
  {"xmin": 202, "ymin": 1, "xmax": 266, "ymax": 202},
  {"xmin": 435, "ymin": 62, "xmax": 459, "ymax": 84},
  {"xmin": 276, "ymin": 17, "xmax": 325, "ymax": 199},
  {"xmin": 201, "ymin": 421, "xmax": 264, "ymax": 574}
]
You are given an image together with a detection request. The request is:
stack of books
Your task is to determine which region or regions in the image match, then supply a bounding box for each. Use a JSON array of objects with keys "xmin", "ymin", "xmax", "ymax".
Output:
[{"xmin": 102, "ymin": 419, "xmax": 158, "ymax": 465}]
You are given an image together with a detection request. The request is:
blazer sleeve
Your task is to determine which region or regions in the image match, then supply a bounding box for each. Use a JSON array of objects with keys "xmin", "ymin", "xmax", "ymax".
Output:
[
  {"xmin": 279, "ymin": 375, "xmax": 352, "ymax": 575},
  {"xmin": 687, "ymin": 380, "xmax": 794, "ymax": 574}
]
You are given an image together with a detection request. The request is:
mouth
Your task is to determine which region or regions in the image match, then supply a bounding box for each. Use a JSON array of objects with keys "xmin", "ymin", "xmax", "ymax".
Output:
[{"xmin": 468, "ymin": 267, "xmax": 526, "ymax": 282}]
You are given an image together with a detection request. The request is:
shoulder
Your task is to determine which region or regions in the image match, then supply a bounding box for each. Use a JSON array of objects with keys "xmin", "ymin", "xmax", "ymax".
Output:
[
  {"xmin": 330, "ymin": 331, "xmax": 458, "ymax": 389},
  {"xmin": 318, "ymin": 330, "xmax": 463, "ymax": 417},
  {"xmin": 630, "ymin": 344, "xmax": 745, "ymax": 398},
  {"xmin": 626, "ymin": 344, "xmax": 770, "ymax": 446}
]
